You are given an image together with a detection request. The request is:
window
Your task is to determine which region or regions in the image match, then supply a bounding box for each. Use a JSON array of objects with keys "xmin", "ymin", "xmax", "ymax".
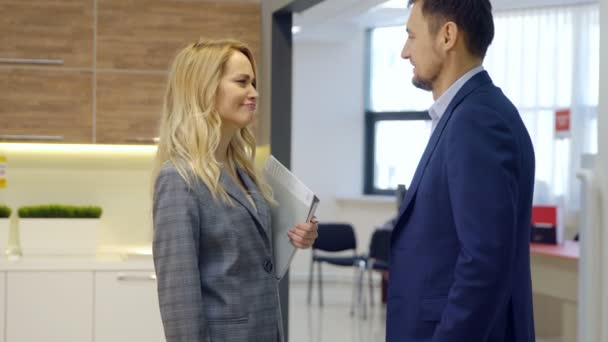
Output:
[
  {"xmin": 364, "ymin": 111, "xmax": 431, "ymax": 194},
  {"xmin": 364, "ymin": 27, "xmax": 433, "ymax": 194},
  {"xmin": 365, "ymin": 4, "xmax": 599, "ymax": 211}
]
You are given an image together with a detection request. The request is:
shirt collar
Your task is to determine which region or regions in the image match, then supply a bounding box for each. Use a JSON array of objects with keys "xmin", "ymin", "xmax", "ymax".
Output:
[{"xmin": 428, "ymin": 65, "xmax": 485, "ymax": 122}]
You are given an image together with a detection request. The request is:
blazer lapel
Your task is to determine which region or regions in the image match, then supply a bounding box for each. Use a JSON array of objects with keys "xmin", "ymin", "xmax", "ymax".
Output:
[
  {"xmin": 395, "ymin": 71, "xmax": 493, "ymax": 225},
  {"xmin": 238, "ymin": 169, "xmax": 271, "ymax": 237},
  {"xmin": 221, "ymin": 169, "xmax": 271, "ymax": 248}
]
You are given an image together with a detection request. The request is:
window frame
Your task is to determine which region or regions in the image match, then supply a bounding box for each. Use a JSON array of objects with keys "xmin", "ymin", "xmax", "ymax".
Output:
[{"xmin": 364, "ymin": 110, "xmax": 431, "ymax": 195}]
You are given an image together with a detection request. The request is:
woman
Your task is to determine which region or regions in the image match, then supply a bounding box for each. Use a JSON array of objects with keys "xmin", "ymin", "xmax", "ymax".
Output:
[{"xmin": 152, "ymin": 39, "xmax": 318, "ymax": 342}]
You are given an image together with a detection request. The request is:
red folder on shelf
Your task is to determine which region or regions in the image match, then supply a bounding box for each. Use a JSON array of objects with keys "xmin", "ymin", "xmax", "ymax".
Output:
[{"xmin": 530, "ymin": 205, "xmax": 561, "ymax": 244}]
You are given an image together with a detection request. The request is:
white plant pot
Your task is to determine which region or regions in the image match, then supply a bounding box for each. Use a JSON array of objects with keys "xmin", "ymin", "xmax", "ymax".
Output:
[
  {"xmin": 0, "ymin": 219, "xmax": 9, "ymax": 255},
  {"xmin": 19, "ymin": 218, "xmax": 99, "ymax": 256}
]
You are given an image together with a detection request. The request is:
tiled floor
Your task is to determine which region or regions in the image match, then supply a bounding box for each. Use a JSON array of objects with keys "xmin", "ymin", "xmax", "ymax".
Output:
[
  {"xmin": 288, "ymin": 280, "xmax": 563, "ymax": 342},
  {"xmin": 289, "ymin": 280, "xmax": 385, "ymax": 342}
]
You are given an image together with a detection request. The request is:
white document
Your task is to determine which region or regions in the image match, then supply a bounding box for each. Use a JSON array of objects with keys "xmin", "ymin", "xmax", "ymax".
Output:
[{"xmin": 263, "ymin": 155, "xmax": 320, "ymax": 280}]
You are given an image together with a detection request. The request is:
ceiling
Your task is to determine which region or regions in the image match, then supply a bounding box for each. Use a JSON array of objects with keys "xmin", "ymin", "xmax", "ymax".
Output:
[{"xmin": 293, "ymin": 0, "xmax": 597, "ymax": 42}]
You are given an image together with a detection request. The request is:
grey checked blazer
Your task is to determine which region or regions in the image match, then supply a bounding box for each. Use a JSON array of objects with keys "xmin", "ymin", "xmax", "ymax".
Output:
[{"xmin": 153, "ymin": 163, "xmax": 283, "ymax": 342}]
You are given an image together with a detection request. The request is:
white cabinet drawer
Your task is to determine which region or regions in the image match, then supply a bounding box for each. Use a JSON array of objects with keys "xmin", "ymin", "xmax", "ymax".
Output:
[
  {"xmin": 0, "ymin": 272, "xmax": 5, "ymax": 342},
  {"xmin": 6, "ymin": 271, "xmax": 93, "ymax": 342},
  {"xmin": 94, "ymin": 271, "xmax": 164, "ymax": 342}
]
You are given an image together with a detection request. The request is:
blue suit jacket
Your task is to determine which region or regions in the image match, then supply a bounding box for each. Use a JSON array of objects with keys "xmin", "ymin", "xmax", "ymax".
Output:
[{"xmin": 386, "ymin": 71, "xmax": 536, "ymax": 342}]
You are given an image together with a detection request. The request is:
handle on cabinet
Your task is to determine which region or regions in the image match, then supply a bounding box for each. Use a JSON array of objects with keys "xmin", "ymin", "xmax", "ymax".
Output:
[
  {"xmin": 116, "ymin": 273, "xmax": 157, "ymax": 281},
  {"xmin": 0, "ymin": 58, "xmax": 63, "ymax": 65},
  {"xmin": 125, "ymin": 137, "xmax": 160, "ymax": 144},
  {"xmin": 0, "ymin": 58, "xmax": 64, "ymax": 65},
  {"xmin": 0, "ymin": 134, "xmax": 64, "ymax": 141}
]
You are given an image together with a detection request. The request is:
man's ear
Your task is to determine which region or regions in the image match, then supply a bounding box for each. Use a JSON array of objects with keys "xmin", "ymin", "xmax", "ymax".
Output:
[{"xmin": 440, "ymin": 21, "xmax": 459, "ymax": 51}]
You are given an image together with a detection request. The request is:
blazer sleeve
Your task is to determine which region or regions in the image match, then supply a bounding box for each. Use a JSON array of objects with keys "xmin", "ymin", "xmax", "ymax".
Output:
[
  {"xmin": 153, "ymin": 167, "xmax": 206, "ymax": 342},
  {"xmin": 433, "ymin": 106, "xmax": 521, "ymax": 342}
]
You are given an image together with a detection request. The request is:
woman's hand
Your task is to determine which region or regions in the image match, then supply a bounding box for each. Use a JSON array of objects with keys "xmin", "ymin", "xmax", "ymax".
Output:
[{"xmin": 288, "ymin": 217, "xmax": 319, "ymax": 249}]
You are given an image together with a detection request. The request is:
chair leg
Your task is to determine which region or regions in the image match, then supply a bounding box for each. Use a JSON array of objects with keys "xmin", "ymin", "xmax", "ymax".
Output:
[
  {"xmin": 358, "ymin": 259, "xmax": 367, "ymax": 319},
  {"xmin": 317, "ymin": 262, "xmax": 323, "ymax": 307},
  {"xmin": 368, "ymin": 263, "xmax": 374, "ymax": 307},
  {"xmin": 350, "ymin": 263, "xmax": 358, "ymax": 316},
  {"xmin": 307, "ymin": 260, "xmax": 314, "ymax": 305}
]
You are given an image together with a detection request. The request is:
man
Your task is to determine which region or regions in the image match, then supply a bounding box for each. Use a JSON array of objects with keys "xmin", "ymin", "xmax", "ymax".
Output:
[{"xmin": 387, "ymin": 1, "xmax": 536, "ymax": 341}]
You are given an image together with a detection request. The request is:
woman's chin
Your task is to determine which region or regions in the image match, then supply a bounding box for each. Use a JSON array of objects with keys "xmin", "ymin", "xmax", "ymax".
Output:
[
  {"xmin": 223, "ymin": 113, "xmax": 255, "ymax": 131},
  {"xmin": 241, "ymin": 112, "xmax": 255, "ymax": 127}
]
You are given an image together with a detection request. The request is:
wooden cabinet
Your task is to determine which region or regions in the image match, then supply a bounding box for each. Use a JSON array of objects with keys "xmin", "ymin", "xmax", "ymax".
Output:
[
  {"xmin": 94, "ymin": 271, "xmax": 164, "ymax": 342},
  {"xmin": 0, "ymin": 69, "xmax": 93, "ymax": 143},
  {"xmin": 0, "ymin": 0, "xmax": 260, "ymax": 144},
  {"xmin": 97, "ymin": 0, "xmax": 260, "ymax": 70},
  {"xmin": 94, "ymin": 0, "xmax": 260, "ymax": 144},
  {"xmin": 96, "ymin": 72, "xmax": 165, "ymax": 144},
  {"xmin": 6, "ymin": 272, "xmax": 94, "ymax": 342},
  {"xmin": 0, "ymin": 0, "xmax": 93, "ymax": 68}
]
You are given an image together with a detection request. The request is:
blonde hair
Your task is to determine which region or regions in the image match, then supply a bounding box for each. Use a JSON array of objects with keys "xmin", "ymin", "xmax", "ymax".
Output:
[{"xmin": 154, "ymin": 38, "xmax": 273, "ymax": 204}]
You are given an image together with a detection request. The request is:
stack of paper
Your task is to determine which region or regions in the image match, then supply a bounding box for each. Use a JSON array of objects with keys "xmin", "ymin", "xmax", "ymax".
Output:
[{"xmin": 263, "ymin": 156, "xmax": 320, "ymax": 280}]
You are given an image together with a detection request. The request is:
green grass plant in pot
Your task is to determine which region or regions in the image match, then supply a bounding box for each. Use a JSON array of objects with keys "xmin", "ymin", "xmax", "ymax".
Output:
[
  {"xmin": 0, "ymin": 205, "xmax": 11, "ymax": 255},
  {"xmin": 18, "ymin": 204, "xmax": 102, "ymax": 256}
]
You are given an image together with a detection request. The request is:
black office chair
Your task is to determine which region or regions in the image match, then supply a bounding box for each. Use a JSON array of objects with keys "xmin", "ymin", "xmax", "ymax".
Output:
[
  {"xmin": 365, "ymin": 228, "xmax": 391, "ymax": 308},
  {"xmin": 307, "ymin": 223, "xmax": 364, "ymax": 315}
]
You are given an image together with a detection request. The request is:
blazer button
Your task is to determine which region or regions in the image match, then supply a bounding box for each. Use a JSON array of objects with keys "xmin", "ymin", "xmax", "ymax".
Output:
[{"xmin": 263, "ymin": 259, "xmax": 274, "ymax": 274}]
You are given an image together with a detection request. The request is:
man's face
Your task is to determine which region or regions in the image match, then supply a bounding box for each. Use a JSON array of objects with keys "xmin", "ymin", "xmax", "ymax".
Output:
[{"xmin": 401, "ymin": 2, "xmax": 444, "ymax": 91}]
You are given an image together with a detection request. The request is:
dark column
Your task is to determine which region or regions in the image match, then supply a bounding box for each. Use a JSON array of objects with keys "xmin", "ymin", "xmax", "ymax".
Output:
[
  {"xmin": 271, "ymin": 9, "xmax": 293, "ymax": 341},
  {"xmin": 270, "ymin": 1, "xmax": 327, "ymax": 340}
]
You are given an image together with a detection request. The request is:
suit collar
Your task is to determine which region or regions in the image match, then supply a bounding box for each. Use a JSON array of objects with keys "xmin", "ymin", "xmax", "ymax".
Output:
[
  {"xmin": 395, "ymin": 71, "xmax": 493, "ymax": 223},
  {"xmin": 238, "ymin": 169, "xmax": 271, "ymax": 235},
  {"xmin": 220, "ymin": 168, "xmax": 271, "ymax": 248},
  {"xmin": 429, "ymin": 65, "xmax": 485, "ymax": 124}
]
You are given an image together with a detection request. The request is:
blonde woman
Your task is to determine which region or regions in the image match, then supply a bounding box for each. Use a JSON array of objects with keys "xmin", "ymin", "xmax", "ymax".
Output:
[{"xmin": 152, "ymin": 39, "xmax": 318, "ymax": 342}]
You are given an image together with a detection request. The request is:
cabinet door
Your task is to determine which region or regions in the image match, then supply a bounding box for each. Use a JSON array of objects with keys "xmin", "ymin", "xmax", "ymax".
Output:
[
  {"xmin": 97, "ymin": 0, "xmax": 260, "ymax": 70},
  {"xmin": 95, "ymin": 72, "xmax": 165, "ymax": 144},
  {"xmin": 0, "ymin": 0, "xmax": 93, "ymax": 68},
  {"xmin": 94, "ymin": 271, "xmax": 164, "ymax": 342},
  {"xmin": 6, "ymin": 272, "xmax": 93, "ymax": 342},
  {"xmin": 0, "ymin": 69, "xmax": 93, "ymax": 143},
  {"xmin": 0, "ymin": 272, "xmax": 5, "ymax": 342}
]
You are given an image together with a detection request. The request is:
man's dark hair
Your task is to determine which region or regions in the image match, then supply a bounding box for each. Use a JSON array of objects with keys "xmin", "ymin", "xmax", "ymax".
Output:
[{"xmin": 408, "ymin": 0, "xmax": 494, "ymax": 58}]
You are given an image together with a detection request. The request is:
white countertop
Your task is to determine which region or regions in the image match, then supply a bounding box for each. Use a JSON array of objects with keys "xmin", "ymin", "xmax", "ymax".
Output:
[{"xmin": 0, "ymin": 254, "xmax": 154, "ymax": 271}]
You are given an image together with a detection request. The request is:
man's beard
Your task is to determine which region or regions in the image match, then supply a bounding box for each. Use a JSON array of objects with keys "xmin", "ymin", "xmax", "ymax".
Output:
[
  {"xmin": 412, "ymin": 76, "xmax": 433, "ymax": 91},
  {"xmin": 411, "ymin": 60, "xmax": 441, "ymax": 91}
]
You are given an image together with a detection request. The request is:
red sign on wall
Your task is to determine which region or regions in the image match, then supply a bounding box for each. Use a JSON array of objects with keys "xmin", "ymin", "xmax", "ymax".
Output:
[{"xmin": 555, "ymin": 109, "xmax": 571, "ymax": 138}]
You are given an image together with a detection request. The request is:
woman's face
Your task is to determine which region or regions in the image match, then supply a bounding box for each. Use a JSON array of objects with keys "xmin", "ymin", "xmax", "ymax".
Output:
[{"xmin": 216, "ymin": 51, "xmax": 258, "ymax": 134}]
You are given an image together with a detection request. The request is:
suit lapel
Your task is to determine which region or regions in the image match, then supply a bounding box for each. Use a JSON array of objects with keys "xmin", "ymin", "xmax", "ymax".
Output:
[
  {"xmin": 239, "ymin": 169, "xmax": 271, "ymax": 237},
  {"xmin": 395, "ymin": 71, "xmax": 493, "ymax": 226},
  {"xmin": 221, "ymin": 169, "xmax": 271, "ymax": 248}
]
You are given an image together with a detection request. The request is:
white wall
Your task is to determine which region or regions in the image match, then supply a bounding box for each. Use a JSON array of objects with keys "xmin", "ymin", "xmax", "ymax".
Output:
[
  {"xmin": 598, "ymin": 0, "xmax": 607, "ymax": 340},
  {"xmin": 290, "ymin": 30, "xmax": 396, "ymax": 281},
  {"xmin": 0, "ymin": 145, "xmax": 156, "ymax": 252},
  {"xmin": 293, "ymin": 34, "xmax": 365, "ymax": 208},
  {"xmin": 0, "ymin": 144, "xmax": 271, "ymax": 255}
]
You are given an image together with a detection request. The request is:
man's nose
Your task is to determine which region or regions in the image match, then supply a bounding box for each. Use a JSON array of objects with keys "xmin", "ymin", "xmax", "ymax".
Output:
[{"xmin": 401, "ymin": 43, "xmax": 410, "ymax": 59}]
